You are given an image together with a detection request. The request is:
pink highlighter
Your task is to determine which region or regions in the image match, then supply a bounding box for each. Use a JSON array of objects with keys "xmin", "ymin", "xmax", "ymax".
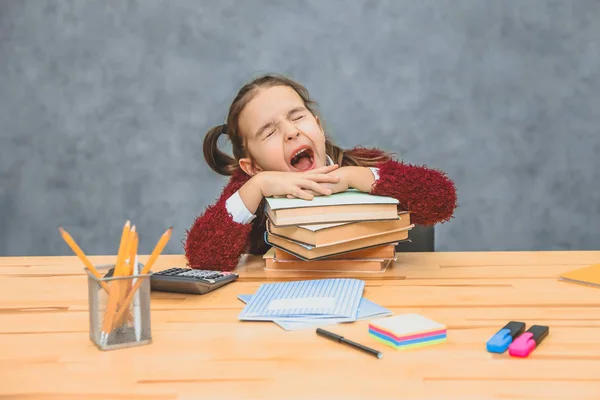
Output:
[{"xmin": 508, "ymin": 325, "xmax": 549, "ymax": 357}]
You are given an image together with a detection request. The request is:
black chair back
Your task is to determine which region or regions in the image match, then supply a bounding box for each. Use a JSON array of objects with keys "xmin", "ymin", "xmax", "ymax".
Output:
[{"xmin": 395, "ymin": 224, "xmax": 434, "ymax": 252}]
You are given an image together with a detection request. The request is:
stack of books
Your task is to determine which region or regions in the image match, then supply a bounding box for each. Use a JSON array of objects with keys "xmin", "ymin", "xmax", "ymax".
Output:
[{"xmin": 262, "ymin": 189, "xmax": 414, "ymax": 272}]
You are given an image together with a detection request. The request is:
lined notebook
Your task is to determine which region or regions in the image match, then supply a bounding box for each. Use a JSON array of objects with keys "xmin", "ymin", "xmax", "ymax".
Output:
[
  {"xmin": 238, "ymin": 295, "xmax": 392, "ymax": 331},
  {"xmin": 237, "ymin": 278, "xmax": 365, "ymax": 321}
]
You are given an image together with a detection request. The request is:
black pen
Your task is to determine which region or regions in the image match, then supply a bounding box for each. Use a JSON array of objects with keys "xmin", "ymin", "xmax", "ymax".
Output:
[{"xmin": 316, "ymin": 328, "xmax": 383, "ymax": 359}]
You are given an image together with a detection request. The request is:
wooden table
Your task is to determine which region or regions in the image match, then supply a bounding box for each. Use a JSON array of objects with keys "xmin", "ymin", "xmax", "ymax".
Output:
[{"xmin": 1, "ymin": 251, "xmax": 600, "ymax": 399}]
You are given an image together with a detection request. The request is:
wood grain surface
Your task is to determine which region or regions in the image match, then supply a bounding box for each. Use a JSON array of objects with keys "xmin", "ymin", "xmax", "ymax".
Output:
[{"xmin": 1, "ymin": 251, "xmax": 600, "ymax": 400}]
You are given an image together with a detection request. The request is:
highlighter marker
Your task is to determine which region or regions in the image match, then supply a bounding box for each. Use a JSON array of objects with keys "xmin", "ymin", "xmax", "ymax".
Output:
[
  {"xmin": 508, "ymin": 325, "xmax": 549, "ymax": 358},
  {"xmin": 486, "ymin": 321, "xmax": 526, "ymax": 353}
]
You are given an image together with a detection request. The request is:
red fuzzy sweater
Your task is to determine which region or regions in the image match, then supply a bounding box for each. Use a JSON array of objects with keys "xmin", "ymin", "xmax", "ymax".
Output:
[{"xmin": 184, "ymin": 147, "xmax": 458, "ymax": 271}]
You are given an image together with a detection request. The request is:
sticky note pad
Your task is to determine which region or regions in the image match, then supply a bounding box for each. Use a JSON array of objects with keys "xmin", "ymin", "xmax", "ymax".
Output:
[{"xmin": 368, "ymin": 313, "xmax": 447, "ymax": 350}]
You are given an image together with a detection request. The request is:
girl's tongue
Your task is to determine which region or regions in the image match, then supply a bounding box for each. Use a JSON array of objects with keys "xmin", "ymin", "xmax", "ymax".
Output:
[
  {"xmin": 294, "ymin": 154, "xmax": 313, "ymax": 170},
  {"xmin": 291, "ymin": 149, "xmax": 314, "ymax": 171}
]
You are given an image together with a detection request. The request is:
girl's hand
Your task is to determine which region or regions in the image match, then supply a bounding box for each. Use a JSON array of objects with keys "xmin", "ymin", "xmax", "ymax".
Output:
[
  {"xmin": 256, "ymin": 164, "xmax": 341, "ymax": 201},
  {"xmin": 318, "ymin": 166, "xmax": 351, "ymax": 194},
  {"xmin": 306, "ymin": 166, "xmax": 376, "ymax": 195},
  {"xmin": 300, "ymin": 167, "xmax": 351, "ymax": 197}
]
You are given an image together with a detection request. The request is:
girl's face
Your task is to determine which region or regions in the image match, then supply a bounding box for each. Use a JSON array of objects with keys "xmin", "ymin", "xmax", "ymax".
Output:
[{"xmin": 237, "ymin": 85, "xmax": 327, "ymax": 176}]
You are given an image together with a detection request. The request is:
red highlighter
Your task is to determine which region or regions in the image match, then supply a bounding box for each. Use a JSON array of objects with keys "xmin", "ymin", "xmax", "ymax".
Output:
[{"xmin": 508, "ymin": 325, "xmax": 549, "ymax": 357}]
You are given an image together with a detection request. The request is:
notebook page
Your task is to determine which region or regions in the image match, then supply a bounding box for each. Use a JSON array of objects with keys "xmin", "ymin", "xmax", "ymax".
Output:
[{"xmin": 238, "ymin": 278, "xmax": 364, "ymax": 321}]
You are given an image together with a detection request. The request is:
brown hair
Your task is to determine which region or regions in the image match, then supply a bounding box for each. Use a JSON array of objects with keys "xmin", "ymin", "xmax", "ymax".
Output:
[{"xmin": 203, "ymin": 73, "xmax": 391, "ymax": 176}]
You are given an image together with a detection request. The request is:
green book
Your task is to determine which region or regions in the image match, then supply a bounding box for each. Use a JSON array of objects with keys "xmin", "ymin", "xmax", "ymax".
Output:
[{"xmin": 264, "ymin": 189, "xmax": 400, "ymax": 227}]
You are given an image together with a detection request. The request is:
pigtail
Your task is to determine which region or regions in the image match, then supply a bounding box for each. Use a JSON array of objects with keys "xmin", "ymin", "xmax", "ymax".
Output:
[
  {"xmin": 325, "ymin": 139, "xmax": 394, "ymax": 167},
  {"xmin": 202, "ymin": 124, "xmax": 238, "ymax": 176}
]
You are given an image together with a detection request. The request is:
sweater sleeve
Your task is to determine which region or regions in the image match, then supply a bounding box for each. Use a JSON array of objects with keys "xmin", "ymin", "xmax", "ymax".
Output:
[
  {"xmin": 361, "ymin": 149, "xmax": 458, "ymax": 226},
  {"xmin": 184, "ymin": 170, "xmax": 255, "ymax": 271}
]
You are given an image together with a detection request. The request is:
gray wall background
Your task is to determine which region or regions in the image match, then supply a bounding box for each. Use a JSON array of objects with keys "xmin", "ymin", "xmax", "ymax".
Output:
[{"xmin": 1, "ymin": 0, "xmax": 599, "ymax": 257}]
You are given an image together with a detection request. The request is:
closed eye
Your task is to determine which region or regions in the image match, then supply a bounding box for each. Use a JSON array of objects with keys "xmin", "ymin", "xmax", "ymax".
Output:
[
  {"xmin": 264, "ymin": 130, "xmax": 276, "ymax": 139},
  {"xmin": 288, "ymin": 106, "xmax": 307, "ymax": 121}
]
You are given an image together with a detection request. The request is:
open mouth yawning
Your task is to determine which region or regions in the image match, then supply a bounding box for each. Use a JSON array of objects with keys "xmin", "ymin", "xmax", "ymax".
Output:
[{"xmin": 289, "ymin": 146, "xmax": 315, "ymax": 171}]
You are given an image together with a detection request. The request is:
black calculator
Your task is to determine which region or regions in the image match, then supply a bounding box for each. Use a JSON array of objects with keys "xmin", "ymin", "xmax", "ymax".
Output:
[{"xmin": 150, "ymin": 267, "xmax": 238, "ymax": 295}]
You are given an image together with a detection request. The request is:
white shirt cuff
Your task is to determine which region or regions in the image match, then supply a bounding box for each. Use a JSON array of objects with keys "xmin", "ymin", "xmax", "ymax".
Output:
[
  {"xmin": 225, "ymin": 190, "xmax": 256, "ymax": 224},
  {"xmin": 369, "ymin": 167, "xmax": 380, "ymax": 181}
]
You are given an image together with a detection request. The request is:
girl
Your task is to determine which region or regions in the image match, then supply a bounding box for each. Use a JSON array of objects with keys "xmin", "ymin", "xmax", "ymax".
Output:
[{"xmin": 184, "ymin": 74, "xmax": 458, "ymax": 271}]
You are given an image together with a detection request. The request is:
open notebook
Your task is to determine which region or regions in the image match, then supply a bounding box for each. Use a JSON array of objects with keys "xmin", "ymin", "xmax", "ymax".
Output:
[
  {"xmin": 237, "ymin": 278, "xmax": 365, "ymax": 322},
  {"xmin": 238, "ymin": 295, "xmax": 392, "ymax": 331}
]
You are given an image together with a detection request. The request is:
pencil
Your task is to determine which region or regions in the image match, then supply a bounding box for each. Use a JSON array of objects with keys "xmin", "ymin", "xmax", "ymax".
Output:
[
  {"xmin": 58, "ymin": 227, "xmax": 110, "ymax": 294},
  {"xmin": 113, "ymin": 227, "xmax": 172, "ymax": 326},
  {"xmin": 140, "ymin": 227, "xmax": 173, "ymax": 275},
  {"xmin": 114, "ymin": 227, "xmax": 138, "ymax": 328},
  {"xmin": 132, "ymin": 252, "xmax": 142, "ymax": 341},
  {"xmin": 127, "ymin": 231, "xmax": 138, "ymax": 276},
  {"xmin": 128, "ymin": 231, "xmax": 141, "ymax": 340},
  {"xmin": 114, "ymin": 220, "xmax": 131, "ymax": 276},
  {"xmin": 100, "ymin": 220, "xmax": 132, "ymax": 345},
  {"xmin": 125, "ymin": 230, "xmax": 139, "ymax": 326},
  {"xmin": 113, "ymin": 222, "xmax": 133, "ymax": 317}
]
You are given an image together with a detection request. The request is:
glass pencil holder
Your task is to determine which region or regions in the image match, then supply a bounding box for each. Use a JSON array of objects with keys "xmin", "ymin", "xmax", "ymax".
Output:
[{"xmin": 85, "ymin": 264, "xmax": 152, "ymax": 351}]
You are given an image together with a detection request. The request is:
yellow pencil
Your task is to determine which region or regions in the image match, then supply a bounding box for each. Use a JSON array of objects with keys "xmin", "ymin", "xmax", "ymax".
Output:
[
  {"xmin": 114, "ymin": 220, "xmax": 131, "ymax": 276},
  {"xmin": 140, "ymin": 227, "xmax": 173, "ymax": 275},
  {"xmin": 58, "ymin": 227, "xmax": 110, "ymax": 294},
  {"xmin": 114, "ymin": 227, "xmax": 138, "ymax": 328},
  {"xmin": 113, "ymin": 227, "xmax": 172, "ymax": 326},
  {"xmin": 127, "ymin": 230, "xmax": 138, "ymax": 276},
  {"xmin": 100, "ymin": 220, "xmax": 132, "ymax": 345}
]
